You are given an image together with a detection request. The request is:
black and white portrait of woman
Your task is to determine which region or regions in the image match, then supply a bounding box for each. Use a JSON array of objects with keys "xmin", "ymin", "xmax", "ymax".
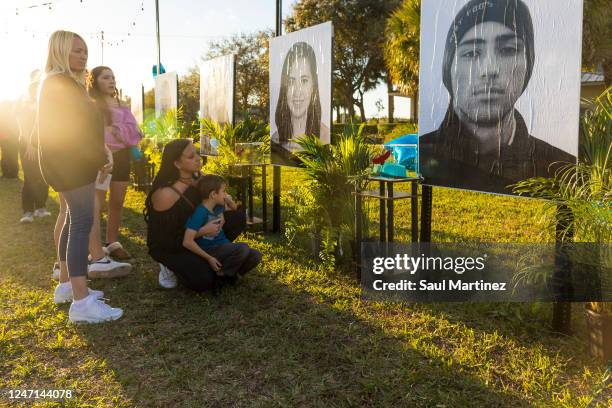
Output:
[
  {"xmin": 155, "ymin": 71, "xmax": 178, "ymax": 118},
  {"xmin": 419, "ymin": 0, "xmax": 582, "ymax": 195},
  {"xmin": 270, "ymin": 22, "xmax": 332, "ymax": 166}
]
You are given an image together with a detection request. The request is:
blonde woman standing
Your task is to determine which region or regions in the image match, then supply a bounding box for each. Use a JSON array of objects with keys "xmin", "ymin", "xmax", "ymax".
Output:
[{"xmin": 38, "ymin": 30, "xmax": 123, "ymax": 323}]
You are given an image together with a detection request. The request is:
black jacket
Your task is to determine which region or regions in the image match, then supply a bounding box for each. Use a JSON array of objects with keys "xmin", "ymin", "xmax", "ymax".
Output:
[
  {"xmin": 419, "ymin": 108, "xmax": 576, "ymax": 194},
  {"xmin": 37, "ymin": 73, "xmax": 107, "ymax": 192}
]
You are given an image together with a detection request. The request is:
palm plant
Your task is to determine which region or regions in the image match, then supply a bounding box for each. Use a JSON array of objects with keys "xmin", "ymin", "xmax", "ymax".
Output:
[
  {"xmin": 512, "ymin": 88, "xmax": 611, "ymax": 315},
  {"xmin": 141, "ymin": 107, "xmax": 184, "ymax": 147},
  {"xmin": 295, "ymin": 123, "xmax": 374, "ymax": 261},
  {"xmin": 200, "ymin": 117, "xmax": 270, "ymax": 179}
]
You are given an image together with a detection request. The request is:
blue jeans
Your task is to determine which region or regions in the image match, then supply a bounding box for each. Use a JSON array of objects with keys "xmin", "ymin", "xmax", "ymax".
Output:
[{"xmin": 58, "ymin": 183, "xmax": 95, "ymax": 278}]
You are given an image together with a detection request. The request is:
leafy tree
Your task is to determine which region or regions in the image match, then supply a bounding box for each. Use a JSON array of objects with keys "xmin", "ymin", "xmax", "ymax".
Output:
[
  {"xmin": 286, "ymin": 0, "xmax": 400, "ymax": 122},
  {"xmin": 383, "ymin": 0, "xmax": 420, "ymax": 120},
  {"xmin": 583, "ymin": 0, "xmax": 612, "ymax": 85},
  {"xmin": 178, "ymin": 67, "xmax": 200, "ymax": 134},
  {"xmin": 205, "ymin": 30, "xmax": 271, "ymax": 120}
]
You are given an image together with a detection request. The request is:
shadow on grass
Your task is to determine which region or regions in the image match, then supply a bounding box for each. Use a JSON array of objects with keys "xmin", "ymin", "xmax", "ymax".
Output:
[{"xmin": 73, "ymin": 261, "xmax": 530, "ymax": 407}]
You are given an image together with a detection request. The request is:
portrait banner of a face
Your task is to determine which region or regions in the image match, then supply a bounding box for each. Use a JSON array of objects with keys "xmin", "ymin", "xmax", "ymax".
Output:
[
  {"xmin": 130, "ymin": 84, "xmax": 144, "ymax": 125},
  {"xmin": 269, "ymin": 21, "xmax": 333, "ymax": 167},
  {"xmin": 200, "ymin": 54, "xmax": 235, "ymax": 125},
  {"xmin": 155, "ymin": 71, "xmax": 178, "ymax": 118},
  {"xmin": 418, "ymin": 0, "xmax": 582, "ymax": 195}
]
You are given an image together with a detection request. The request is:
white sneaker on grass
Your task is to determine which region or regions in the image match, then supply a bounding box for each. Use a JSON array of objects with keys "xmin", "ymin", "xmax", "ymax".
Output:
[
  {"xmin": 54, "ymin": 282, "xmax": 104, "ymax": 304},
  {"xmin": 20, "ymin": 212, "xmax": 34, "ymax": 223},
  {"xmin": 52, "ymin": 262, "xmax": 60, "ymax": 280},
  {"xmin": 34, "ymin": 208, "xmax": 51, "ymax": 217},
  {"xmin": 159, "ymin": 264, "xmax": 177, "ymax": 289},
  {"xmin": 68, "ymin": 295, "xmax": 123, "ymax": 323},
  {"xmin": 88, "ymin": 256, "xmax": 132, "ymax": 279}
]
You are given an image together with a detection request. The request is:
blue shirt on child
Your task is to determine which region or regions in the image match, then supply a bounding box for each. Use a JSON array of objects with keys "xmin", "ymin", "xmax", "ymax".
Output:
[{"xmin": 185, "ymin": 204, "xmax": 230, "ymax": 250}]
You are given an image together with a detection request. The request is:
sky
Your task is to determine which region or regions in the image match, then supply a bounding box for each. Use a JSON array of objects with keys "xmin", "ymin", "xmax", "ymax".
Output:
[{"xmin": 0, "ymin": 0, "xmax": 410, "ymax": 118}]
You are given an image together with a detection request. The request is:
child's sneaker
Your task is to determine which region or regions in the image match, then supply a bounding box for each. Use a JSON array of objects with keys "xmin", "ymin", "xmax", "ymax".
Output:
[
  {"xmin": 54, "ymin": 282, "xmax": 104, "ymax": 304},
  {"xmin": 68, "ymin": 295, "xmax": 123, "ymax": 323},
  {"xmin": 20, "ymin": 212, "xmax": 34, "ymax": 223},
  {"xmin": 88, "ymin": 257, "xmax": 132, "ymax": 279},
  {"xmin": 158, "ymin": 264, "xmax": 177, "ymax": 289}
]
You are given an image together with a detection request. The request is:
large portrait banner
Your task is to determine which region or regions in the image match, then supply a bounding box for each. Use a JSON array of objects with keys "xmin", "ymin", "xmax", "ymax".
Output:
[
  {"xmin": 155, "ymin": 71, "xmax": 178, "ymax": 118},
  {"xmin": 418, "ymin": 0, "xmax": 582, "ymax": 195},
  {"xmin": 200, "ymin": 54, "xmax": 235, "ymax": 125},
  {"xmin": 269, "ymin": 21, "xmax": 333, "ymax": 167}
]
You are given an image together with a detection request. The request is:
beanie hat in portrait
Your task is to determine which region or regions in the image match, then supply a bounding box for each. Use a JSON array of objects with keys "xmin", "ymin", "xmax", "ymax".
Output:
[{"xmin": 441, "ymin": 0, "xmax": 535, "ymax": 98}]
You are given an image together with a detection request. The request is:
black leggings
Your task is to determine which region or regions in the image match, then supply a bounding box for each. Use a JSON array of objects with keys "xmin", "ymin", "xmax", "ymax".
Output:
[
  {"xmin": 161, "ymin": 209, "xmax": 251, "ymax": 292},
  {"xmin": 19, "ymin": 144, "xmax": 49, "ymax": 212}
]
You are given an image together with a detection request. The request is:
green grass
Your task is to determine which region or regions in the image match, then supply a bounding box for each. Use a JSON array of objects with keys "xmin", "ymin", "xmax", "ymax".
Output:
[{"xmin": 0, "ymin": 170, "xmax": 610, "ymax": 407}]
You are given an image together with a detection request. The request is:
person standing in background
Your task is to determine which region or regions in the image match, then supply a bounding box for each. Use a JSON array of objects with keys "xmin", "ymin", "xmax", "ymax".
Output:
[
  {"xmin": 0, "ymin": 100, "xmax": 20, "ymax": 179},
  {"xmin": 38, "ymin": 30, "xmax": 123, "ymax": 323},
  {"xmin": 88, "ymin": 66, "xmax": 143, "ymax": 262},
  {"xmin": 16, "ymin": 70, "xmax": 51, "ymax": 224}
]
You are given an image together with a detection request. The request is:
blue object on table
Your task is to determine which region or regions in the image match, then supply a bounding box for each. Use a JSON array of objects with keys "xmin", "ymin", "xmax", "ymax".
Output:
[
  {"xmin": 381, "ymin": 162, "xmax": 407, "ymax": 178},
  {"xmin": 384, "ymin": 133, "xmax": 419, "ymax": 173},
  {"xmin": 129, "ymin": 146, "xmax": 143, "ymax": 161}
]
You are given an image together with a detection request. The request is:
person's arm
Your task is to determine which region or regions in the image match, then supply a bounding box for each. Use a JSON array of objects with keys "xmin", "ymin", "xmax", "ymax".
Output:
[
  {"xmin": 195, "ymin": 219, "xmax": 222, "ymax": 238},
  {"xmin": 182, "ymin": 229, "xmax": 222, "ymax": 272},
  {"xmin": 112, "ymin": 108, "xmax": 144, "ymax": 147}
]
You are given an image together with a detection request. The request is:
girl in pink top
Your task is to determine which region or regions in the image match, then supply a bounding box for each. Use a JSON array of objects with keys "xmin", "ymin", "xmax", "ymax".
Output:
[{"xmin": 88, "ymin": 66, "xmax": 143, "ymax": 262}]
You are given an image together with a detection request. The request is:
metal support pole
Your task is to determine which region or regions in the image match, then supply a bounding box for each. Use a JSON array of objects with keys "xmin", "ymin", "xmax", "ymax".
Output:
[
  {"xmin": 552, "ymin": 205, "xmax": 574, "ymax": 335},
  {"xmin": 379, "ymin": 181, "xmax": 386, "ymax": 241},
  {"xmin": 262, "ymin": 165, "xmax": 267, "ymax": 232},
  {"xmin": 420, "ymin": 185, "xmax": 432, "ymax": 242},
  {"xmin": 248, "ymin": 167, "xmax": 254, "ymax": 223},
  {"xmin": 354, "ymin": 185, "xmax": 362, "ymax": 280},
  {"xmin": 273, "ymin": 166, "xmax": 281, "ymax": 232},
  {"xmin": 155, "ymin": 0, "xmax": 161, "ymax": 76},
  {"xmin": 411, "ymin": 181, "xmax": 419, "ymax": 243},
  {"xmin": 272, "ymin": 0, "xmax": 283, "ymax": 233},
  {"xmin": 386, "ymin": 182, "xmax": 394, "ymax": 242},
  {"xmin": 100, "ymin": 30, "xmax": 104, "ymax": 64}
]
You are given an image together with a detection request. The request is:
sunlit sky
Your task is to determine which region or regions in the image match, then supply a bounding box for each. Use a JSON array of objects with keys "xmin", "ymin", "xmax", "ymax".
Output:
[{"xmin": 0, "ymin": 0, "xmax": 409, "ymax": 118}]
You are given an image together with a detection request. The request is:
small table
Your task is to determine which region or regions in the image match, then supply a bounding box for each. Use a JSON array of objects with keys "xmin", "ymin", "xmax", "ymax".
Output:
[
  {"xmin": 228, "ymin": 163, "xmax": 268, "ymax": 231},
  {"xmin": 353, "ymin": 175, "xmax": 421, "ymax": 278}
]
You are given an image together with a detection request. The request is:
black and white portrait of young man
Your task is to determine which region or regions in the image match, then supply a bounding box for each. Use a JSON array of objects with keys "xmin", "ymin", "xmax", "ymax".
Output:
[{"xmin": 419, "ymin": 0, "xmax": 582, "ymax": 195}]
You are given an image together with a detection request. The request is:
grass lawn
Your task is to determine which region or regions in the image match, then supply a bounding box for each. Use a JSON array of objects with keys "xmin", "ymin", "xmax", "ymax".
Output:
[{"xmin": 0, "ymin": 169, "xmax": 610, "ymax": 407}]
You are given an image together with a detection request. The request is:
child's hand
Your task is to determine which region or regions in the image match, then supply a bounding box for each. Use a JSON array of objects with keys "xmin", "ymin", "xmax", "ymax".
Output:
[
  {"xmin": 207, "ymin": 256, "xmax": 222, "ymax": 272},
  {"xmin": 199, "ymin": 219, "xmax": 222, "ymax": 237}
]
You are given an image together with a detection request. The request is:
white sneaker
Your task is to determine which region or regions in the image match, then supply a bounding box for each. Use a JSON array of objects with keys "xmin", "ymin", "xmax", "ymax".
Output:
[
  {"xmin": 52, "ymin": 262, "xmax": 60, "ymax": 280},
  {"xmin": 159, "ymin": 264, "xmax": 177, "ymax": 289},
  {"xmin": 20, "ymin": 212, "xmax": 34, "ymax": 223},
  {"xmin": 54, "ymin": 282, "xmax": 104, "ymax": 304},
  {"xmin": 88, "ymin": 256, "xmax": 132, "ymax": 279},
  {"xmin": 68, "ymin": 295, "xmax": 123, "ymax": 323},
  {"xmin": 34, "ymin": 208, "xmax": 51, "ymax": 217}
]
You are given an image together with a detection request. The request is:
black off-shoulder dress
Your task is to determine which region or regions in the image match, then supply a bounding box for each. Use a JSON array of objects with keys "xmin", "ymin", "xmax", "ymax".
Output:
[{"xmin": 146, "ymin": 185, "xmax": 246, "ymax": 292}]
